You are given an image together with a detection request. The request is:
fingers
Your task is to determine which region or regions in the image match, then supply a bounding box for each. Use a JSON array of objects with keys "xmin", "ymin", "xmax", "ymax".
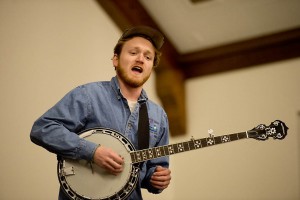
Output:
[
  {"xmin": 93, "ymin": 146, "xmax": 124, "ymax": 175},
  {"xmin": 150, "ymin": 166, "xmax": 171, "ymax": 190},
  {"xmin": 150, "ymin": 176, "xmax": 171, "ymax": 189},
  {"xmin": 105, "ymin": 157, "xmax": 124, "ymax": 175}
]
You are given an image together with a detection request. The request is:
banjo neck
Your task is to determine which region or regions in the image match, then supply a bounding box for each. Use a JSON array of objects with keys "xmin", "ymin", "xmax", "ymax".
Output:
[
  {"xmin": 130, "ymin": 120, "xmax": 288, "ymax": 164},
  {"xmin": 130, "ymin": 131, "xmax": 249, "ymax": 163},
  {"xmin": 57, "ymin": 120, "xmax": 287, "ymax": 200}
]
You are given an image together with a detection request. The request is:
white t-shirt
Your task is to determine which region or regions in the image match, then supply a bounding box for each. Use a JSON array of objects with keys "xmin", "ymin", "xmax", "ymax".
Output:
[{"xmin": 127, "ymin": 100, "xmax": 137, "ymax": 112}]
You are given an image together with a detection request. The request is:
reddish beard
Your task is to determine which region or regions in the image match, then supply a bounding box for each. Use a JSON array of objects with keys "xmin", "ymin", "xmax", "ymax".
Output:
[{"xmin": 116, "ymin": 65, "xmax": 151, "ymax": 88}]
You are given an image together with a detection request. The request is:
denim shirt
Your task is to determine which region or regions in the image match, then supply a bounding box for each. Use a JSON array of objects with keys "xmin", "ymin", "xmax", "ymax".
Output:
[{"xmin": 30, "ymin": 76, "xmax": 169, "ymax": 200}]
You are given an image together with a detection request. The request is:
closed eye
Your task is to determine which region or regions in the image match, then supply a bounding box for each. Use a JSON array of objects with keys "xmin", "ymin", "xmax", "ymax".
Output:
[
  {"xmin": 145, "ymin": 54, "xmax": 153, "ymax": 61},
  {"xmin": 129, "ymin": 51, "xmax": 137, "ymax": 55}
]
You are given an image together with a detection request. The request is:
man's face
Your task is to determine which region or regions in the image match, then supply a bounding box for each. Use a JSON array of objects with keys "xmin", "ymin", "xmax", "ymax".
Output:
[{"xmin": 113, "ymin": 37, "xmax": 155, "ymax": 88}]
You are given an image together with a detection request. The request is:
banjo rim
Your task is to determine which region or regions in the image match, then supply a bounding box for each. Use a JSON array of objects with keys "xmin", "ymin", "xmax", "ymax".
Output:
[{"xmin": 57, "ymin": 127, "xmax": 140, "ymax": 200}]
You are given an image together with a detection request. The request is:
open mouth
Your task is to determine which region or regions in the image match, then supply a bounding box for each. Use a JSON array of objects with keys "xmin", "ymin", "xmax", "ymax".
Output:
[{"xmin": 132, "ymin": 66, "xmax": 143, "ymax": 73}]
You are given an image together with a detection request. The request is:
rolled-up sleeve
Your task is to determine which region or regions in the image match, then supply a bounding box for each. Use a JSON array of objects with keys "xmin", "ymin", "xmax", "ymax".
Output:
[{"xmin": 30, "ymin": 85, "xmax": 98, "ymax": 161}]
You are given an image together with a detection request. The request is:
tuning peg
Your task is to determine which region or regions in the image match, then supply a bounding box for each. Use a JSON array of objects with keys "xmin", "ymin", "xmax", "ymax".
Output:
[{"xmin": 208, "ymin": 129, "xmax": 214, "ymax": 137}]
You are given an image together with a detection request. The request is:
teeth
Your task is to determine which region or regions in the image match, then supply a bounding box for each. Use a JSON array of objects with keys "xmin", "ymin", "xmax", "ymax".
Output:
[{"xmin": 132, "ymin": 66, "xmax": 142, "ymax": 72}]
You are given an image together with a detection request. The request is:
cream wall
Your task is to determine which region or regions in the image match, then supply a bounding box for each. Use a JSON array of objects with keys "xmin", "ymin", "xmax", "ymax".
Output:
[
  {"xmin": 0, "ymin": 1, "xmax": 299, "ymax": 200},
  {"xmin": 173, "ymin": 60, "xmax": 300, "ymax": 200}
]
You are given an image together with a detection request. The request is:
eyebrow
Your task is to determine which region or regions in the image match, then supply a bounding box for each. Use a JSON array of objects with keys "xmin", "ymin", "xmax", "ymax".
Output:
[{"xmin": 130, "ymin": 47, "xmax": 154, "ymax": 55}]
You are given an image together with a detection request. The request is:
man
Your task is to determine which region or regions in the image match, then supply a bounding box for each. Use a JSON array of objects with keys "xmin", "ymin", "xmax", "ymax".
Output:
[{"xmin": 30, "ymin": 26, "xmax": 171, "ymax": 200}]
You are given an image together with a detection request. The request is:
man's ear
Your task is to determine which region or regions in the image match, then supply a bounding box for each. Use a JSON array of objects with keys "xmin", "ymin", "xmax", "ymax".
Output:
[{"xmin": 112, "ymin": 54, "xmax": 118, "ymax": 68}]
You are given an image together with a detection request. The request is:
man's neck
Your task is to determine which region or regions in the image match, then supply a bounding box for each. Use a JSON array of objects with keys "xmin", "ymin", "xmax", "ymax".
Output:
[{"xmin": 118, "ymin": 79, "xmax": 142, "ymax": 101}]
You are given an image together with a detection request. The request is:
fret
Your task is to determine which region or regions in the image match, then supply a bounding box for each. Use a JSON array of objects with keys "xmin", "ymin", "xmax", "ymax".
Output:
[
  {"xmin": 193, "ymin": 139, "xmax": 202, "ymax": 149},
  {"xmin": 131, "ymin": 131, "xmax": 249, "ymax": 164},
  {"xmin": 188, "ymin": 140, "xmax": 196, "ymax": 150},
  {"xmin": 183, "ymin": 141, "xmax": 190, "ymax": 151},
  {"xmin": 135, "ymin": 151, "xmax": 142, "ymax": 162},
  {"xmin": 220, "ymin": 135, "xmax": 231, "ymax": 143},
  {"xmin": 214, "ymin": 136, "xmax": 222, "ymax": 144},
  {"xmin": 159, "ymin": 146, "xmax": 166, "ymax": 156},
  {"xmin": 152, "ymin": 147, "xmax": 158, "ymax": 158},
  {"xmin": 130, "ymin": 152, "xmax": 136, "ymax": 163},
  {"xmin": 200, "ymin": 138, "xmax": 208, "ymax": 147},
  {"xmin": 163, "ymin": 146, "xmax": 170, "ymax": 156},
  {"xmin": 206, "ymin": 137, "xmax": 215, "ymax": 146},
  {"xmin": 177, "ymin": 142, "xmax": 185, "ymax": 153},
  {"xmin": 168, "ymin": 144, "xmax": 175, "ymax": 154},
  {"xmin": 173, "ymin": 143, "xmax": 179, "ymax": 154},
  {"xmin": 237, "ymin": 132, "xmax": 247, "ymax": 139},
  {"xmin": 141, "ymin": 149, "xmax": 148, "ymax": 161},
  {"xmin": 147, "ymin": 148, "xmax": 154, "ymax": 159},
  {"xmin": 154, "ymin": 147, "xmax": 162, "ymax": 157},
  {"xmin": 229, "ymin": 133, "xmax": 239, "ymax": 141}
]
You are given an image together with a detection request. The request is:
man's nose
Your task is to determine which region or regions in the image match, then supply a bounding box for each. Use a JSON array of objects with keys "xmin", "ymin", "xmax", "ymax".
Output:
[{"xmin": 136, "ymin": 53, "xmax": 144, "ymax": 63}]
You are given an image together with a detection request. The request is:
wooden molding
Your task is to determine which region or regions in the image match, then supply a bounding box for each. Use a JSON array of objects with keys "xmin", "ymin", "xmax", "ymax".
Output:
[
  {"xmin": 96, "ymin": 0, "xmax": 187, "ymax": 136},
  {"xmin": 95, "ymin": 0, "xmax": 300, "ymax": 136},
  {"xmin": 179, "ymin": 27, "xmax": 300, "ymax": 78}
]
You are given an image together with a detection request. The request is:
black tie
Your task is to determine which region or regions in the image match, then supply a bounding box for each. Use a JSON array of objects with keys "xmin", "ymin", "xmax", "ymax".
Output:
[{"xmin": 138, "ymin": 102, "xmax": 149, "ymax": 150}]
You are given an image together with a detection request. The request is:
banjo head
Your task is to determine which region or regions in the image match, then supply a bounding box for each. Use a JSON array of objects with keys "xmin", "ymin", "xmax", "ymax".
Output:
[{"xmin": 57, "ymin": 128, "xmax": 139, "ymax": 200}]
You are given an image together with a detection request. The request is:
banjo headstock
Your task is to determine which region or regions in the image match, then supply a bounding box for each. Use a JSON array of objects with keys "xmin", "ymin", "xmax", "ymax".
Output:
[{"xmin": 248, "ymin": 120, "xmax": 288, "ymax": 141}]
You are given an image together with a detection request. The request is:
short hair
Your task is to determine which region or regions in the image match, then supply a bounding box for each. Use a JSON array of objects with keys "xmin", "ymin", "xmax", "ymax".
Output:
[{"xmin": 113, "ymin": 36, "xmax": 162, "ymax": 68}]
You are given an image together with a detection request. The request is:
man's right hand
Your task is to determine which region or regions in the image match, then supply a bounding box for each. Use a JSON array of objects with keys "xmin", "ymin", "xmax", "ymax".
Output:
[{"xmin": 93, "ymin": 146, "xmax": 124, "ymax": 175}]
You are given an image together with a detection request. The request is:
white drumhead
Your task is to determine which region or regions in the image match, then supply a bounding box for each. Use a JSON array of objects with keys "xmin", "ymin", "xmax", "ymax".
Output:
[{"xmin": 62, "ymin": 129, "xmax": 134, "ymax": 199}]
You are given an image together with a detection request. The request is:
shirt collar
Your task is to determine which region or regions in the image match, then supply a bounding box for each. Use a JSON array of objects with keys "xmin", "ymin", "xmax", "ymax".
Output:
[{"xmin": 110, "ymin": 76, "xmax": 148, "ymax": 103}]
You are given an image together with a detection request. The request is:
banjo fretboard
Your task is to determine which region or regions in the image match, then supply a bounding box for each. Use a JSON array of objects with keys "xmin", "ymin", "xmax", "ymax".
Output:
[
  {"xmin": 58, "ymin": 120, "xmax": 287, "ymax": 200},
  {"xmin": 131, "ymin": 131, "xmax": 249, "ymax": 163}
]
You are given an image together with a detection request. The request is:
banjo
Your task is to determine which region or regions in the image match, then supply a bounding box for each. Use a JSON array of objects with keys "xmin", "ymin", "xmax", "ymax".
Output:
[{"xmin": 57, "ymin": 120, "xmax": 288, "ymax": 200}]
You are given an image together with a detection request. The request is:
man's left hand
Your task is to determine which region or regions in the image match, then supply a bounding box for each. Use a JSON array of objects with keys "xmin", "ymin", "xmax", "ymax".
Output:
[{"xmin": 150, "ymin": 166, "xmax": 171, "ymax": 190}]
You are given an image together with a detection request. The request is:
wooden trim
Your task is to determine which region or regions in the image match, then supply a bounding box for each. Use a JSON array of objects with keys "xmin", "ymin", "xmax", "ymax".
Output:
[
  {"xmin": 179, "ymin": 27, "xmax": 300, "ymax": 78},
  {"xmin": 96, "ymin": 0, "xmax": 180, "ymax": 61},
  {"xmin": 95, "ymin": 0, "xmax": 300, "ymax": 135},
  {"xmin": 96, "ymin": 0, "xmax": 187, "ymax": 136}
]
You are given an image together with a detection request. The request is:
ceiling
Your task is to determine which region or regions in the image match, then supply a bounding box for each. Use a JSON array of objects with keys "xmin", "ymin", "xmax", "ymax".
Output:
[
  {"xmin": 96, "ymin": 0, "xmax": 300, "ymax": 78},
  {"xmin": 139, "ymin": 0, "xmax": 300, "ymax": 53},
  {"xmin": 95, "ymin": 0, "xmax": 300, "ymax": 135}
]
